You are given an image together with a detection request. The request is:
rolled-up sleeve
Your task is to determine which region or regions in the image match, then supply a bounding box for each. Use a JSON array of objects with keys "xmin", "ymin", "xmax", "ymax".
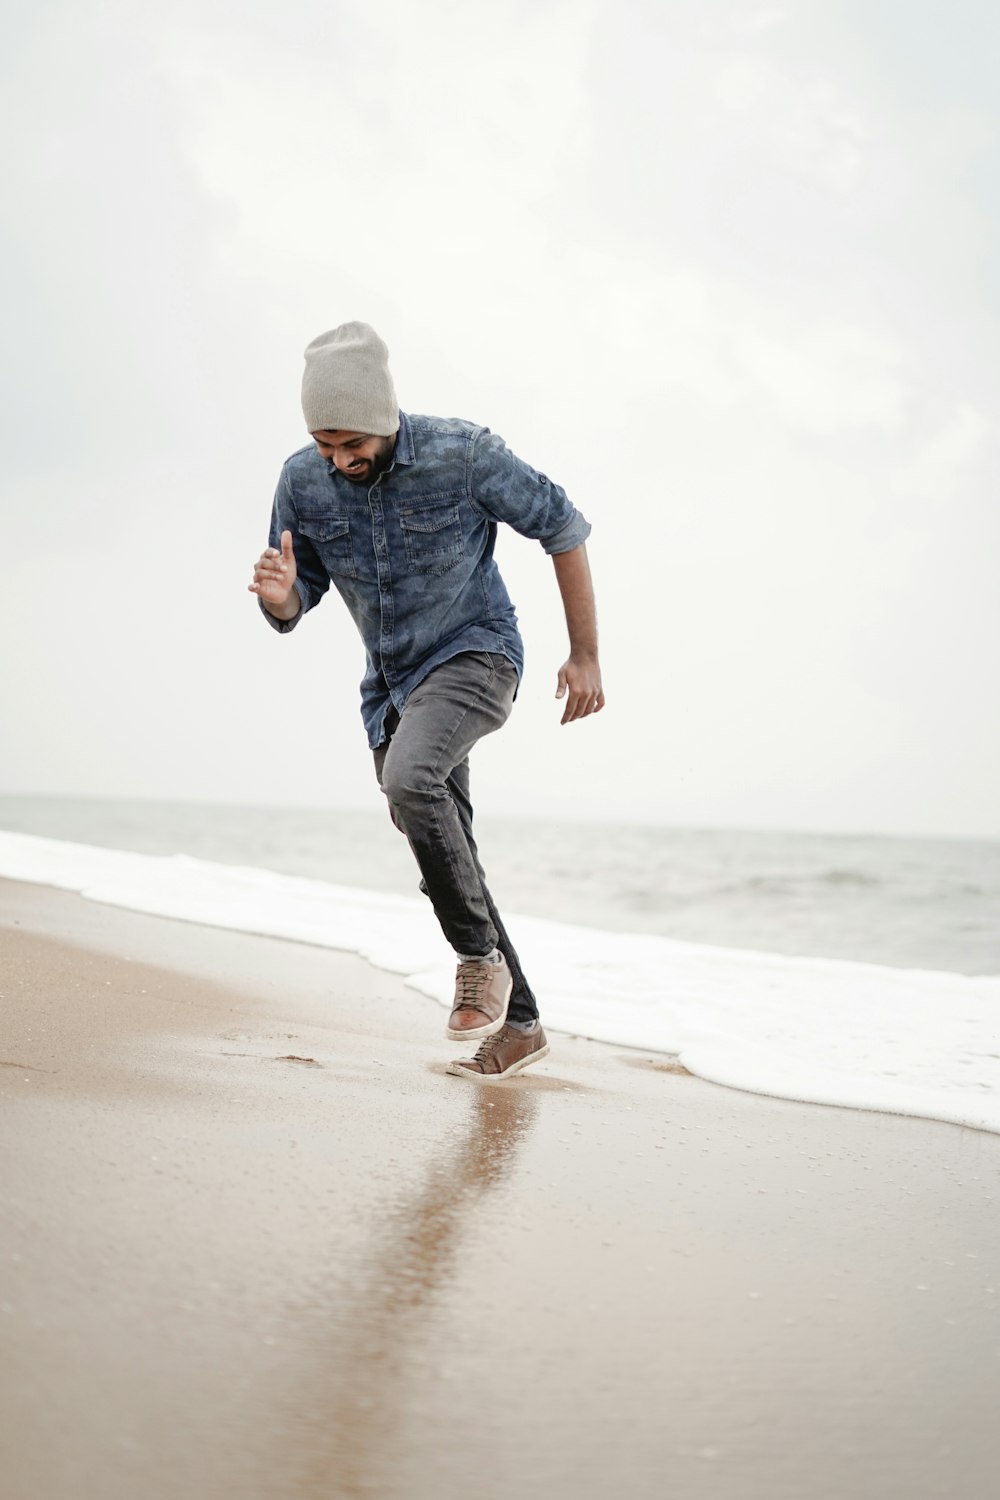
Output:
[
  {"xmin": 258, "ymin": 467, "xmax": 330, "ymax": 633},
  {"xmin": 469, "ymin": 430, "xmax": 591, "ymax": 555}
]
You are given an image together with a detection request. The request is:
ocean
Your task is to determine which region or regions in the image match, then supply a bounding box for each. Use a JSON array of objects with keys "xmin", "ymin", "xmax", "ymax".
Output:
[{"xmin": 2, "ymin": 795, "xmax": 999, "ymax": 1133}]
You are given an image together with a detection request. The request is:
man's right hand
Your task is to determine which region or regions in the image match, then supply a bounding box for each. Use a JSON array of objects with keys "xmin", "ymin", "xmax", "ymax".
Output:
[{"xmin": 249, "ymin": 530, "xmax": 300, "ymax": 618}]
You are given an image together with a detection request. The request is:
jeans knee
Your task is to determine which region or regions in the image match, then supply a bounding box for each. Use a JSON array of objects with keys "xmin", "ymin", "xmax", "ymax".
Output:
[{"xmin": 381, "ymin": 760, "xmax": 439, "ymax": 812}]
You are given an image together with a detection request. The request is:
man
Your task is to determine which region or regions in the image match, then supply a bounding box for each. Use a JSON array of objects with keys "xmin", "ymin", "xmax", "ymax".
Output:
[{"xmin": 249, "ymin": 322, "xmax": 603, "ymax": 1080}]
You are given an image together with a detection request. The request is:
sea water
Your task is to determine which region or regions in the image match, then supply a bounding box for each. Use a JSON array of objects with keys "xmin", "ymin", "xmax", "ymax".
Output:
[{"xmin": 1, "ymin": 795, "xmax": 998, "ymax": 1134}]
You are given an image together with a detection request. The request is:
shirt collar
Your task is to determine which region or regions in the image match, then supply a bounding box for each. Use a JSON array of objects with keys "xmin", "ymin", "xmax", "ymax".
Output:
[{"xmin": 392, "ymin": 410, "xmax": 415, "ymax": 467}]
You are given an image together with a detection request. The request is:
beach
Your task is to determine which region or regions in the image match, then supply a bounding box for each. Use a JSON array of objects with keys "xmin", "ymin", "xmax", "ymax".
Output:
[{"xmin": 2, "ymin": 875, "xmax": 998, "ymax": 1500}]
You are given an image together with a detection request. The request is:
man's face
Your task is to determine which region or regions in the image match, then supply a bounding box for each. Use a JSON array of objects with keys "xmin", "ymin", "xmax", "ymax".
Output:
[{"xmin": 311, "ymin": 429, "xmax": 396, "ymax": 484}]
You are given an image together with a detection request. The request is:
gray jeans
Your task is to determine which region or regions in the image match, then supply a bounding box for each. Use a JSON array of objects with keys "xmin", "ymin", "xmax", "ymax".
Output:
[{"xmin": 373, "ymin": 652, "xmax": 539, "ymax": 1025}]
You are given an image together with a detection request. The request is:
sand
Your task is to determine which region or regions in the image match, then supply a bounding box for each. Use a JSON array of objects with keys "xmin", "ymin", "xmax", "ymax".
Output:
[{"xmin": 1, "ymin": 876, "xmax": 998, "ymax": 1500}]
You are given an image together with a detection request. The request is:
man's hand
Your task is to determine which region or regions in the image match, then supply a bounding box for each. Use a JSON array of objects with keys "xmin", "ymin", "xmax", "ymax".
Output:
[
  {"xmin": 555, "ymin": 653, "xmax": 605, "ymax": 725},
  {"xmin": 248, "ymin": 530, "xmax": 300, "ymax": 619}
]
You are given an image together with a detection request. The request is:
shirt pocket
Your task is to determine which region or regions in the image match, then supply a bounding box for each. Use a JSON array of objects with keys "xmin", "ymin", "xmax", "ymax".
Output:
[
  {"xmin": 398, "ymin": 495, "xmax": 465, "ymax": 575},
  {"xmin": 297, "ymin": 514, "xmax": 357, "ymax": 579}
]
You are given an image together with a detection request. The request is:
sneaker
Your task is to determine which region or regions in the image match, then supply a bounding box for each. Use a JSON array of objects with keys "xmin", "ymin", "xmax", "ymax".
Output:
[
  {"xmin": 447, "ymin": 1023, "xmax": 550, "ymax": 1080},
  {"xmin": 446, "ymin": 955, "xmax": 513, "ymax": 1041}
]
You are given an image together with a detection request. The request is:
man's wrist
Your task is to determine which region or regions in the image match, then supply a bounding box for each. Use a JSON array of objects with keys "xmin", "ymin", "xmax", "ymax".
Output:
[{"xmin": 263, "ymin": 589, "xmax": 301, "ymax": 621}]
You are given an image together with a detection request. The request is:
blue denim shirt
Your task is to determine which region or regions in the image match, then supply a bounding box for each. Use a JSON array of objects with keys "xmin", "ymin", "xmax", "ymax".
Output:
[{"xmin": 261, "ymin": 411, "xmax": 591, "ymax": 748}]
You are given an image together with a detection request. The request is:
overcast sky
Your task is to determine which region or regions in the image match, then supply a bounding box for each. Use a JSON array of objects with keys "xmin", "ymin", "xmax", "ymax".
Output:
[{"xmin": 2, "ymin": 0, "xmax": 997, "ymax": 838}]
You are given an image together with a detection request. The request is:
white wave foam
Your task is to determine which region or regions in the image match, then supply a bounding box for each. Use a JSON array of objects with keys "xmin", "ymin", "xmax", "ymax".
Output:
[{"xmin": 3, "ymin": 831, "xmax": 998, "ymax": 1133}]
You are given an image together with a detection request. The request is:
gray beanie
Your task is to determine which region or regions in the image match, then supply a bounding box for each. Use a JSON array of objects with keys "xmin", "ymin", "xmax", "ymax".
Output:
[{"xmin": 301, "ymin": 321, "xmax": 400, "ymax": 436}]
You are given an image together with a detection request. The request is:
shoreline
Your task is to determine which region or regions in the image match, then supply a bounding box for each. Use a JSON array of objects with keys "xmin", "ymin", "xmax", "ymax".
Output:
[
  {"xmin": 2, "ymin": 878, "xmax": 999, "ymax": 1498},
  {"xmin": 2, "ymin": 812, "xmax": 998, "ymax": 979},
  {"xmin": 2, "ymin": 827, "xmax": 998, "ymax": 1138}
]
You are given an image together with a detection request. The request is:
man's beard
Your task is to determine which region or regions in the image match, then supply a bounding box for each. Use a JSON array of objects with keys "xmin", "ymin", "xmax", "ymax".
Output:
[{"xmin": 343, "ymin": 439, "xmax": 393, "ymax": 484}]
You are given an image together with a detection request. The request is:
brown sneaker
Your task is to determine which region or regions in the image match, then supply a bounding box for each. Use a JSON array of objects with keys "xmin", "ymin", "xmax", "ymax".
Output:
[
  {"xmin": 447, "ymin": 1023, "xmax": 550, "ymax": 1080},
  {"xmin": 446, "ymin": 955, "xmax": 513, "ymax": 1041}
]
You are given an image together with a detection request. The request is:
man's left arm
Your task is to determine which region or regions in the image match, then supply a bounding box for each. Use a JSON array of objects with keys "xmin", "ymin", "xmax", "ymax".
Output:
[
  {"xmin": 470, "ymin": 429, "xmax": 605, "ymax": 724},
  {"xmin": 552, "ymin": 544, "xmax": 605, "ymax": 725}
]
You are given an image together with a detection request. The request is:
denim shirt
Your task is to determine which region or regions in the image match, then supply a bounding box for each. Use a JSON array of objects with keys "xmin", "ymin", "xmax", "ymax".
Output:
[{"xmin": 261, "ymin": 411, "xmax": 591, "ymax": 748}]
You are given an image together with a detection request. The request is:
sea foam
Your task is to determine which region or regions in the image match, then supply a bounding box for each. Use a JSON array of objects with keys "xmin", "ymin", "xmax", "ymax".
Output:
[{"xmin": 2, "ymin": 830, "xmax": 998, "ymax": 1134}]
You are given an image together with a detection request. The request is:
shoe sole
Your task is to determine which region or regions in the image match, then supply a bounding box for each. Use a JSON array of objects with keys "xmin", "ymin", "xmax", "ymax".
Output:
[
  {"xmin": 445, "ymin": 976, "xmax": 513, "ymax": 1042},
  {"xmin": 446, "ymin": 1044, "xmax": 550, "ymax": 1081}
]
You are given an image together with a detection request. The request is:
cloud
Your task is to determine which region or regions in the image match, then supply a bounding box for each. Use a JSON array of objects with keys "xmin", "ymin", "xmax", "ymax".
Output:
[
  {"xmin": 145, "ymin": 0, "xmax": 598, "ymax": 292},
  {"xmin": 892, "ymin": 402, "xmax": 995, "ymax": 501}
]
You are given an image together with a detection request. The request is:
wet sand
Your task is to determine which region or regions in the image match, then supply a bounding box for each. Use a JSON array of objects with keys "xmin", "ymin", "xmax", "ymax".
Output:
[{"xmin": 2, "ymin": 877, "xmax": 998, "ymax": 1500}]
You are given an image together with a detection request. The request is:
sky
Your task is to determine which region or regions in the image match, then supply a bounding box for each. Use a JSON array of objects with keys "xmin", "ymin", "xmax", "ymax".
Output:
[{"xmin": 1, "ymin": 0, "xmax": 998, "ymax": 838}]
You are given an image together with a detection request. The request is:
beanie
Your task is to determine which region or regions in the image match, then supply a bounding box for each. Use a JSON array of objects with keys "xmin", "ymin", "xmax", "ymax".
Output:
[{"xmin": 301, "ymin": 322, "xmax": 400, "ymax": 436}]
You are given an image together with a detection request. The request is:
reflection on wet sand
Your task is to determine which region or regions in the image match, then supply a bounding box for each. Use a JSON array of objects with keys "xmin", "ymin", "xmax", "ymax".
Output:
[{"xmin": 296, "ymin": 1085, "xmax": 538, "ymax": 1497}]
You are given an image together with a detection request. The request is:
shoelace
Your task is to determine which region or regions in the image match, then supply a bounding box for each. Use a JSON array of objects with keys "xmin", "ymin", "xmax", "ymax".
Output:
[
  {"xmin": 454, "ymin": 962, "xmax": 493, "ymax": 1010},
  {"xmin": 473, "ymin": 1030, "xmax": 505, "ymax": 1061}
]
